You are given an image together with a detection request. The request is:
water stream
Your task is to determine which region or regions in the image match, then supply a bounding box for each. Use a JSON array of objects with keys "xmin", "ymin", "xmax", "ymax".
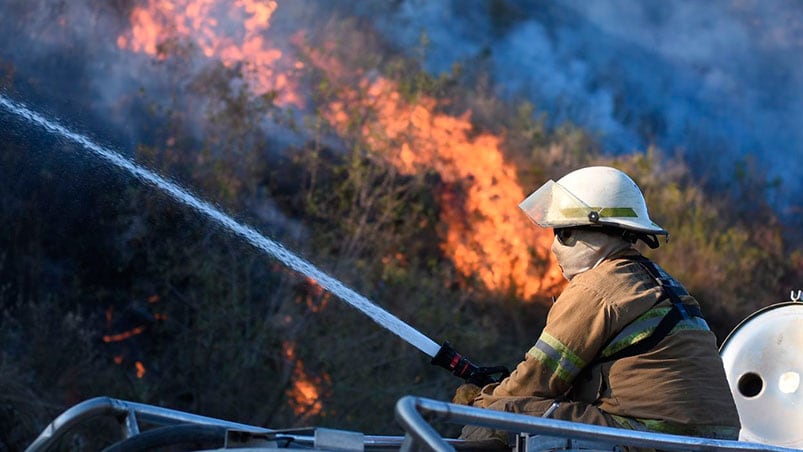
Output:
[{"xmin": 0, "ymin": 94, "xmax": 442, "ymax": 358}]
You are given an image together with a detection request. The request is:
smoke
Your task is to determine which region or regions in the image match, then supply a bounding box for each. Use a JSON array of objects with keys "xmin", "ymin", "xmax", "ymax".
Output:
[
  {"xmin": 0, "ymin": 1, "xmax": 305, "ymax": 154},
  {"xmin": 0, "ymin": 0, "xmax": 318, "ymax": 250},
  {"xmin": 3, "ymin": 0, "xmax": 803, "ymax": 213},
  {"xmin": 372, "ymin": 0, "xmax": 803, "ymax": 211}
]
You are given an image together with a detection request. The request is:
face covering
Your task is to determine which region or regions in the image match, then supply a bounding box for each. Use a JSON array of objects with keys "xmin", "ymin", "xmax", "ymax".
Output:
[{"xmin": 551, "ymin": 229, "xmax": 633, "ymax": 281}]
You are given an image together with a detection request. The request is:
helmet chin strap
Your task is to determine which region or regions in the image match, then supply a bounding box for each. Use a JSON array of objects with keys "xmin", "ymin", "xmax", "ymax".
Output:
[
  {"xmin": 638, "ymin": 233, "xmax": 661, "ymax": 249},
  {"xmin": 585, "ymin": 210, "xmax": 662, "ymax": 249},
  {"xmin": 616, "ymin": 228, "xmax": 660, "ymax": 249},
  {"xmin": 578, "ymin": 223, "xmax": 663, "ymax": 250}
]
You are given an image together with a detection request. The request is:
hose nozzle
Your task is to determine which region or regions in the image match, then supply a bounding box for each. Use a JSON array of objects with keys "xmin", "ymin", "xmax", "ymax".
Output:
[{"xmin": 431, "ymin": 341, "xmax": 510, "ymax": 387}]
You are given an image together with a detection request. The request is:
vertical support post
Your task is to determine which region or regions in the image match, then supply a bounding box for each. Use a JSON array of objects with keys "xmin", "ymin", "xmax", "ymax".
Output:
[{"xmin": 122, "ymin": 409, "xmax": 141, "ymax": 438}]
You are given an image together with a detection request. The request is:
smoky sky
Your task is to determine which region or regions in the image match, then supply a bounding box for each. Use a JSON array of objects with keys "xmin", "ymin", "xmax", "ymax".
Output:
[
  {"xmin": 3, "ymin": 0, "xmax": 803, "ymax": 214},
  {"xmin": 374, "ymin": 0, "xmax": 803, "ymax": 210}
]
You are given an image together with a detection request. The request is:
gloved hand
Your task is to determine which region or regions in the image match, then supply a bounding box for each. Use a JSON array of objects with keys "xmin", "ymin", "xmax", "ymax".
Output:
[{"xmin": 452, "ymin": 383, "xmax": 481, "ymax": 405}]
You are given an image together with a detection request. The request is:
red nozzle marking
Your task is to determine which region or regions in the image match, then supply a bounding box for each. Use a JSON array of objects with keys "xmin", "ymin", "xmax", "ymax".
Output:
[{"xmin": 450, "ymin": 355, "xmax": 460, "ymax": 369}]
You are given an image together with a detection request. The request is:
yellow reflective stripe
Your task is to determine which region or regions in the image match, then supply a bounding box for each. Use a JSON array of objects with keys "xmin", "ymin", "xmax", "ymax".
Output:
[
  {"xmin": 528, "ymin": 332, "xmax": 586, "ymax": 382},
  {"xmin": 558, "ymin": 207, "xmax": 639, "ymax": 218},
  {"xmin": 601, "ymin": 307, "xmax": 711, "ymax": 358},
  {"xmin": 601, "ymin": 307, "xmax": 671, "ymax": 357},
  {"xmin": 611, "ymin": 415, "xmax": 739, "ymax": 440}
]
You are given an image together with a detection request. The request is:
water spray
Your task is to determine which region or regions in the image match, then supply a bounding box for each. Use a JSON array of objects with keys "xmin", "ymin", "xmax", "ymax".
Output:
[{"xmin": 0, "ymin": 94, "xmax": 508, "ymax": 385}]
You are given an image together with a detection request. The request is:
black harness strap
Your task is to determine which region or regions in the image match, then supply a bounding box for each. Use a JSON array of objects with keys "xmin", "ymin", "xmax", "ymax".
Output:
[{"xmin": 594, "ymin": 256, "xmax": 704, "ymax": 364}]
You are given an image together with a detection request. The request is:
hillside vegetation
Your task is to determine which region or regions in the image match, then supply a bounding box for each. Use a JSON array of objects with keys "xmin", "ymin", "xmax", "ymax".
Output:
[{"xmin": 1, "ymin": 4, "xmax": 801, "ymax": 450}]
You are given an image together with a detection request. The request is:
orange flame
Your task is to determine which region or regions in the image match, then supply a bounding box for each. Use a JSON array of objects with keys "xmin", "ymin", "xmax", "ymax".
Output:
[
  {"xmin": 135, "ymin": 361, "xmax": 147, "ymax": 378},
  {"xmin": 301, "ymin": 277, "xmax": 330, "ymax": 313},
  {"xmin": 117, "ymin": 0, "xmax": 303, "ymax": 106},
  {"xmin": 103, "ymin": 325, "xmax": 147, "ymax": 343},
  {"xmin": 282, "ymin": 341, "xmax": 327, "ymax": 417},
  {"xmin": 116, "ymin": 1, "xmax": 564, "ymax": 300},
  {"xmin": 324, "ymin": 76, "xmax": 564, "ymax": 299}
]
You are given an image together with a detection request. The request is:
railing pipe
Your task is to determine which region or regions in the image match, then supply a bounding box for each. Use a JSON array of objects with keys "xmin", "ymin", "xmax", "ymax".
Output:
[
  {"xmin": 25, "ymin": 396, "xmax": 270, "ymax": 452},
  {"xmin": 395, "ymin": 396, "xmax": 802, "ymax": 452}
]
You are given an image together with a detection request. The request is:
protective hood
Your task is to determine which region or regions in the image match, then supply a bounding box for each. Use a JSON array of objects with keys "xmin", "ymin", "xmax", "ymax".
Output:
[{"xmin": 551, "ymin": 229, "xmax": 633, "ymax": 281}]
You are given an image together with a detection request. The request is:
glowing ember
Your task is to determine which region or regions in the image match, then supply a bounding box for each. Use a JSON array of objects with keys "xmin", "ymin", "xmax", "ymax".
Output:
[
  {"xmin": 301, "ymin": 277, "xmax": 330, "ymax": 313},
  {"xmin": 117, "ymin": 0, "xmax": 303, "ymax": 106},
  {"xmin": 324, "ymin": 76, "xmax": 564, "ymax": 299},
  {"xmin": 135, "ymin": 361, "xmax": 147, "ymax": 378},
  {"xmin": 282, "ymin": 341, "xmax": 327, "ymax": 417},
  {"xmin": 103, "ymin": 325, "xmax": 146, "ymax": 343}
]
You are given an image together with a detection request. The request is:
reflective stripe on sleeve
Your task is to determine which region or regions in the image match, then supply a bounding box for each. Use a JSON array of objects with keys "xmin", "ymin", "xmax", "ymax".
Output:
[{"xmin": 528, "ymin": 332, "xmax": 586, "ymax": 382}]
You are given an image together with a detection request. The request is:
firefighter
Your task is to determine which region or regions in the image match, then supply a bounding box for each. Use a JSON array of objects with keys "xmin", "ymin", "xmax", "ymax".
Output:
[{"xmin": 455, "ymin": 166, "xmax": 741, "ymax": 445}]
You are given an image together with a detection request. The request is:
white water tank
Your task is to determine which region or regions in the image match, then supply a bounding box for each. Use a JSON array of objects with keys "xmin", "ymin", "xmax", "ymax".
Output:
[{"xmin": 719, "ymin": 300, "xmax": 803, "ymax": 448}]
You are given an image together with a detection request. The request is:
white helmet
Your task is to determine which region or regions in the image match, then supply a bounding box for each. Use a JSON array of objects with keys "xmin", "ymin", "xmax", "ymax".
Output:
[{"xmin": 519, "ymin": 166, "xmax": 668, "ymax": 236}]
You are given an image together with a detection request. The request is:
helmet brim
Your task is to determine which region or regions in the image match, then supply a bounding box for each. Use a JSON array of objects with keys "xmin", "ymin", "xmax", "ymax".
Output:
[
  {"xmin": 518, "ymin": 180, "xmax": 596, "ymax": 228},
  {"xmin": 519, "ymin": 179, "xmax": 668, "ymax": 235},
  {"xmin": 597, "ymin": 218, "xmax": 668, "ymax": 236}
]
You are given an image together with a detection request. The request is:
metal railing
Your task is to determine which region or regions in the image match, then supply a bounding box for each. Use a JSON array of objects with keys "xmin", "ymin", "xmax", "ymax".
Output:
[
  {"xmin": 394, "ymin": 396, "xmax": 802, "ymax": 452},
  {"xmin": 24, "ymin": 396, "xmax": 414, "ymax": 451},
  {"xmin": 27, "ymin": 395, "xmax": 803, "ymax": 452},
  {"xmin": 24, "ymin": 396, "xmax": 272, "ymax": 452}
]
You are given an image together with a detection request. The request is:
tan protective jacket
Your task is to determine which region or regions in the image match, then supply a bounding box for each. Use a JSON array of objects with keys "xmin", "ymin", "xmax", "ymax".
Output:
[{"xmin": 474, "ymin": 249, "xmax": 741, "ymax": 437}]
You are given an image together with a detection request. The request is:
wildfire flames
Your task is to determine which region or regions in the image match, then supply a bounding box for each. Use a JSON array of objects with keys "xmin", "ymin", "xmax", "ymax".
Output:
[
  {"xmin": 282, "ymin": 341, "xmax": 328, "ymax": 417},
  {"xmin": 116, "ymin": 0, "xmax": 564, "ymax": 300},
  {"xmin": 103, "ymin": 325, "xmax": 146, "ymax": 343},
  {"xmin": 104, "ymin": 297, "xmax": 168, "ymax": 379},
  {"xmin": 117, "ymin": 0, "xmax": 304, "ymax": 107},
  {"xmin": 113, "ymin": 0, "xmax": 565, "ymax": 416},
  {"xmin": 302, "ymin": 277, "xmax": 330, "ymax": 313},
  {"xmin": 323, "ymin": 76, "xmax": 564, "ymax": 298},
  {"xmin": 135, "ymin": 361, "xmax": 147, "ymax": 378}
]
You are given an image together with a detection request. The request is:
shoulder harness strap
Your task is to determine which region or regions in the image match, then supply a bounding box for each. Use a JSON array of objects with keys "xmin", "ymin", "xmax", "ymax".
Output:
[{"xmin": 594, "ymin": 255, "xmax": 705, "ymax": 364}]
